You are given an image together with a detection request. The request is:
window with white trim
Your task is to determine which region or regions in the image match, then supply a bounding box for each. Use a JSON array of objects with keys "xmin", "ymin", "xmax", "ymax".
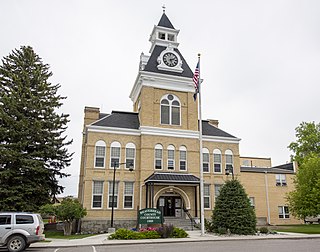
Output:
[
  {"xmin": 214, "ymin": 184, "xmax": 223, "ymax": 201},
  {"xmin": 155, "ymin": 144, "xmax": 163, "ymax": 170},
  {"xmin": 249, "ymin": 197, "xmax": 255, "ymax": 209},
  {"xmin": 167, "ymin": 145, "xmax": 175, "ymax": 170},
  {"xmin": 213, "ymin": 149, "xmax": 222, "ymax": 173},
  {"xmin": 125, "ymin": 143, "xmax": 135, "ymax": 169},
  {"xmin": 92, "ymin": 181, "xmax": 103, "ymax": 208},
  {"xmin": 203, "ymin": 148, "xmax": 210, "ymax": 173},
  {"xmin": 108, "ymin": 181, "xmax": 119, "ymax": 208},
  {"xmin": 278, "ymin": 206, "xmax": 290, "ymax": 219},
  {"xmin": 123, "ymin": 182, "xmax": 134, "ymax": 209},
  {"xmin": 94, "ymin": 140, "xmax": 106, "ymax": 168},
  {"xmin": 160, "ymin": 94, "xmax": 181, "ymax": 125},
  {"xmin": 225, "ymin": 150, "xmax": 234, "ymax": 174},
  {"xmin": 179, "ymin": 146, "xmax": 187, "ymax": 171},
  {"xmin": 276, "ymin": 174, "xmax": 287, "ymax": 186},
  {"xmin": 110, "ymin": 141, "xmax": 121, "ymax": 168},
  {"xmin": 204, "ymin": 184, "xmax": 210, "ymax": 209}
]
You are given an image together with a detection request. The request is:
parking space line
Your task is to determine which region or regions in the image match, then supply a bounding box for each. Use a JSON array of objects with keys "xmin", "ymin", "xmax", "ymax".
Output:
[
  {"xmin": 54, "ymin": 249, "xmax": 60, "ymax": 252},
  {"xmin": 92, "ymin": 246, "xmax": 97, "ymax": 252}
]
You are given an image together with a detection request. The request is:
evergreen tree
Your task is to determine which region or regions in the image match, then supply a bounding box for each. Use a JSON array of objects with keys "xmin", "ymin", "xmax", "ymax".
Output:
[
  {"xmin": 0, "ymin": 46, "xmax": 73, "ymax": 211},
  {"xmin": 211, "ymin": 179, "xmax": 256, "ymax": 235}
]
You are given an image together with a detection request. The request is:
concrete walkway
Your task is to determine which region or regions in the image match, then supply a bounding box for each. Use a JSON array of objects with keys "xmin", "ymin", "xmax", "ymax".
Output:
[{"xmin": 31, "ymin": 230, "xmax": 320, "ymax": 248}]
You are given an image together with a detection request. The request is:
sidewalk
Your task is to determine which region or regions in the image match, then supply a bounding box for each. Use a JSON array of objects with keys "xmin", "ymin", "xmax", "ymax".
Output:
[{"xmin": 31, "ymin": 230, "xmax": 320, "ymax": 248}]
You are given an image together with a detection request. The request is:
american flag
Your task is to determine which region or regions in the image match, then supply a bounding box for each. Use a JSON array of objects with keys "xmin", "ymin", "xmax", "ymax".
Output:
[{"xmin": 193, "ymin": 60, "xmax": 200, "ymax": 101}]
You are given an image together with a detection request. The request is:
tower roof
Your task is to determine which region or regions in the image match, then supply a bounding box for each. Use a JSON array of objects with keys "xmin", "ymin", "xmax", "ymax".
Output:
[{"xmin": 157, "ymin": 13, "xmax": 175, "ymax": 29}]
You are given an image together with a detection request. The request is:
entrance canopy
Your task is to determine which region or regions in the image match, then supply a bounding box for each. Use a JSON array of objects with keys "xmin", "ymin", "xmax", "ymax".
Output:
[{"xmin": 145, "ymin": 172, "xmax": 200, "ymax": 186}]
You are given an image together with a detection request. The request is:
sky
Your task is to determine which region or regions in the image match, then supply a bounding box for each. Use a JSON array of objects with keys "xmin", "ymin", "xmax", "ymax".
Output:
[{"xmin": 1, "ymin": 0, "xmax": 319, "ymax": 197}]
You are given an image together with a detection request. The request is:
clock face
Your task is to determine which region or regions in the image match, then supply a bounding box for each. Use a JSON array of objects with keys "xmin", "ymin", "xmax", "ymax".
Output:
[{"xmin": 163, "ymin": 52, "xmax": 178, "ymax": 67}]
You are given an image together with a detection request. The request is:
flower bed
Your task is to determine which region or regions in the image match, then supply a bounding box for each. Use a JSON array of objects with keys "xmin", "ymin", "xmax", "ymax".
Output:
[{"xmin": 108, "ymin": 225, "xmax": 188, "ymax": 240}]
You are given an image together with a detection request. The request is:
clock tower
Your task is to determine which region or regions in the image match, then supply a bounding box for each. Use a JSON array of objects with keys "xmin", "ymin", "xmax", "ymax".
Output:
[{"xmin": 130, "ymin": 11, "xmax": 199, "ymax": 132}]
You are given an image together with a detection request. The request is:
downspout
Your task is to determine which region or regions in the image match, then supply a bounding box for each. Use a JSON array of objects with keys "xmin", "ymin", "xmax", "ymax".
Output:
[{"xmin": 264, "ymin": 171, "xmax": 271, "ymax": 225}]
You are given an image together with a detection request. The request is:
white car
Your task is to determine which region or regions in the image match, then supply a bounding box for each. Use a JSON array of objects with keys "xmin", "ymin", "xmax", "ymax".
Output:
[{"xmin": 0, "ymin": 212, "xmax": 45, "ymax": 252}]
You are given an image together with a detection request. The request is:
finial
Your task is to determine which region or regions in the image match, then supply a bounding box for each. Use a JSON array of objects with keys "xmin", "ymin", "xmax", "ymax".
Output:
[
  {"xmin": 162, "ymin": 4, "xmax": 166, "ymax": 13},
  {"xmin": 198, "ymin": 53, "xmax": 201, "ymax": 58}
]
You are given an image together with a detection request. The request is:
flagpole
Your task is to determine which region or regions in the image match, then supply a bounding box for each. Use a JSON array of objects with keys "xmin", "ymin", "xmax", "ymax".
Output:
[{"xmin": 197, "ymin": 53, "xmax": 205, "ymax": 236}]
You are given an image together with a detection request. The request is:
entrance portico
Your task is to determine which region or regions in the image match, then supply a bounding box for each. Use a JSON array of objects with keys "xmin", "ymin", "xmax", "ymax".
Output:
[{"xmin": 144, "ymin": 172, "xmax": 200, "ymax": 218}]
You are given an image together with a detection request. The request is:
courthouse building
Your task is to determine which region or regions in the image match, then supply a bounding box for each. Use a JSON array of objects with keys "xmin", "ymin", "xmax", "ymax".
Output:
[{"xmin": 78, "ymin": 12, "xmax": 300, "ymax": 231}]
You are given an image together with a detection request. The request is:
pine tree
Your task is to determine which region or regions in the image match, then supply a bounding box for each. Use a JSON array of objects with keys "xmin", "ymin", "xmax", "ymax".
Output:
[
  {"xmin": 0, "ymin": 46, "xmax": 73, "ymax": 211},
  {"xmin": 211, "ymin": 179, "xmax": 256, "ymax": 235}
]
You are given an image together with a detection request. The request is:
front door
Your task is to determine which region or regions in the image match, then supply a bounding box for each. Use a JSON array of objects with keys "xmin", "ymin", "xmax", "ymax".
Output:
[{"xmin": 157, "ymin": 196, "xmax": 182, "ymax": 217}]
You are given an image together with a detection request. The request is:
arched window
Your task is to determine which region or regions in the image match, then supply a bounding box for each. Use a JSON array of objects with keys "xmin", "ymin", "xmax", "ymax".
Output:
[
  {"xmin": 167, "ymin": 145, "xmax": 175, "ymax": 170},
  {"xmin": 125, "ymin": 143, "xmax": 136, "ymax": 169},
  {"xmin": 225, "ymin": 150, "xmax": 234, "ymax": 174},
  {"xmin": 160, "ymin": 94, "xmax": 181, "ymax": 125},
  {"xmin": 203, "ymin": 148, "xmax": 210, "ymax": 173},
  {"xmin": 213, "ymin": 149, "xmax": 222, "ymax": 173},
  {"xmin": 110, "ymin": 141, "xmax": 121, "ymax": 168},
  {"xmin": 94, "ymin": 140, "xmax": 106, "ymax": 168},
  {"xmin": 179, "ymin": 146, "xmax": 187, "ymax": 171},
  {"xmin": 155, "ymin": 144, "xmax": 163, "ymax": 170}
]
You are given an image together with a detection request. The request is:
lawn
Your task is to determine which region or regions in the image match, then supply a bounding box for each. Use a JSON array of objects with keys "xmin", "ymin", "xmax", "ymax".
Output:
[
  {"xmin": 273, "ymin": 224, "xmax": 320, "ymax": 234},
  {"xmin": 44, "ymin": 231, "xmax": 98, "ymax": 239}
]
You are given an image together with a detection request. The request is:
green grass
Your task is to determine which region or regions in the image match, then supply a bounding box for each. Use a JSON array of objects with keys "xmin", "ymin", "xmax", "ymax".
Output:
[
  {"xmin": 273, "ymin": 224, "xmax": 320, "ymax": 234},
  {"xmin": 44, "ymin": 231, "xmax": 98, "ymax": 239}
]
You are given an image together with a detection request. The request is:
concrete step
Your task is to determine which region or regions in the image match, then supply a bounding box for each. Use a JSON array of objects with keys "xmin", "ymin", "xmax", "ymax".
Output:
[{"xmin": 164, "ymin": 217, "xmax": 197, "ymax": 231}]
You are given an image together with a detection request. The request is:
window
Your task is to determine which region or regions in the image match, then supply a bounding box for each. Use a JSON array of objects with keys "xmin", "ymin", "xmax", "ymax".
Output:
[
  {"xmin": 94, "ymin": 140, "xmax": 106, "ymax": 168},
  {"xmin": 278, "ymin": 206, "xmax": 290, "ymax": 219},
  {"xmin": 155, "ymin": 144, "xmax": 163, "ymax": 170},
  {"xmin": 242, "ymin": 160, "xmax": 250, "ymax": 166},
  {"xmin": 204, "ymin": 184, "xmax": 210, "ymax": 209},
  {"xmin": 213, "ymin": 149, "xmax": 222, "ymax": 173},
  {"xmin": 168, "ymin": 34, "xmax": 175, "ymax": 41},
  {"xmin": 214, "ymin": 184, "xmax": 223, "ymax": 201},
  {"xmin": 276, "ymin": 174, "xmax": 287, "ymax": 186},
  {"xmin": 225, "ymin": 150, "xmax": 234, "ymax": 174},
  {"xmin": 0, "ymin": 215, "xmax": 11, "ymax": 225},
  {"xmin": 160, "ymin": 94, "xmax": 181, "ymax": 125},
  {"xmin": 158, "ymin": 32, "xmax": 165, "ymax": 40},
  {"xmin": 110, "ymin": 141, "xmax": 121, "ymax": 168},
  {"xmin": 179, "ymin": 146, "xmax": 187, "ymax": 171},
  {"xmin": 125, "ymin": 143, "xmax": 135, "ymax": 169},
  {"xmin": 203, "ymin": 148, "xmax": 210, "ymax": 173},
  {"xmin": 124, "ymin": 182, "xmax": 134, "ymax": 209},
  {"xmin": 167, "ymin": 145, "xmax": 175, "ymax": 170},
  {"xmin": 92, "ymin": 181, "xmax": 103, "ymax": 208},
  {"xmin": 108, "ymin": 181, "xmax": 119, "ymax": 208},
  {"xmin": 16, "ymin": 215, "xmax": 34, "ymax": 224},
  {"xmin": 249, "ymin": 197, "xmax": 255, "ymax": 209}
]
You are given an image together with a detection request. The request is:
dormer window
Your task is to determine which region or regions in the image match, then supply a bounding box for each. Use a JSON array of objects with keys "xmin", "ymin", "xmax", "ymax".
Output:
[
  {"xmin": 158, "ymin": 32, "xmax": 166, "ymax": 40},
  {"xmin": 160, "ymin": 94, "xmax": 181, "ymax": 125}
]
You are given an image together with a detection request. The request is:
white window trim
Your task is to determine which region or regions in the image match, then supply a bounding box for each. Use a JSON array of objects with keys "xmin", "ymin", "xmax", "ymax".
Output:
[
  {"xmin": 123, "ymin": 181, "xmax": 134, "ymax": 209},
  {"xmin": 110, "ymin": 141, "xmax": 121, "ymax": 169},
  {"xmin": 214, "ymin": 184, "xmax": 223, "ymax": 202},
  {"xmin": 203, "ymin": 148, "xmax": 210, "ymax": 173},
  {"xmin": 167, "ymin": 145, "xmax": 175, "ymax": 170},
  {"xmin": 276, "ymin": 174, "xmax": 287, "ymax": 186},
  {"xmin": 213, "ymin": 149, "xmax": 222, "ymax": 174},
  {"xmin": 179, "ymin": 146, "xmax": 187, "ymax": 171},
  {"xmin": 155, "ymin": 144, "xmax": 163, "ymax": 170},
  {"xmin": 204, "ymin": 184, "xmax": 211, "ymax": 209},
  {"xmin": 160, "ymin": 94, "xmax": 181, "ymax": 126},
  {"xmin": 108, "ymin": 181, "xmax": 119, "ymax": 209},
  {"xmin": 94, "ymin": 140, "xmax": 106, "ymax": 169},
  {"xmin": 278, "ymin": 206, "xmax": 290, "ymax": 219},
  {"xmin": 225, "ymin": 149, "xmax": 234, "ymax": 174},
  {"xmin": 92, "ymin": 181, "xmax": 104, "ymax": 209},
  {"xmin": 125, "ymin": 143, "xmax": 136, "ymax": 170}
]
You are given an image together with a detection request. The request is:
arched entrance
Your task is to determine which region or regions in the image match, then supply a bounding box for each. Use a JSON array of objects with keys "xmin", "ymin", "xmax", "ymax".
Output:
[{"xmin": 157, "ymin": 193, "xmax": 183, "ymax": 217}]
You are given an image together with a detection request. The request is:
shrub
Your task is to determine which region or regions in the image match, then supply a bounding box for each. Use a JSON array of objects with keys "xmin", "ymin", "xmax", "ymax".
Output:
[
  {"xmin": 156, "ymin": 224, "xmax": 174, "ymax": 238},
  {"xmin": 171, "ymin": 227, "xmax": 188, "ymax": 238},
  {"xmin": 204, "ymin": 218, "xmax": 214, "ymax": 232},
  {"xmin": 259, "ymin": 227, "xmax": 269, "ymax": 234},
  {"xmin": 217, "ymin": 227, "xmax": 228, "ymax": 235},
  {"xmin": 108, "ymin": 228, "xmax": 141, "ymax": 240},
  {"xmin": 141, "ymin": 230, "xmax": 161, "ymax": 239}
]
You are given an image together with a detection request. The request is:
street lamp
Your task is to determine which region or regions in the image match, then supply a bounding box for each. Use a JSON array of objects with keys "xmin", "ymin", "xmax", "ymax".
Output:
[
  {"xmin": 225, "ymin": 165, "xmax": 234, "ymax": 180},
  {"xmin": 110, "ymin": 161, "xmax": 134, "ymax": 228}
]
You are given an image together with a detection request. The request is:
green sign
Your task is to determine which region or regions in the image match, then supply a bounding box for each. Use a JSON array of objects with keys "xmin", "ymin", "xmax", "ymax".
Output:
[{"xmin": 138, "ymin": 208, "xmax": 163, "ymax": 224}]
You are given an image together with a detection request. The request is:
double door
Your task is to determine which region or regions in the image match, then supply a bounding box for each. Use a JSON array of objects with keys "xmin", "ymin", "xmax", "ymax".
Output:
[{"xmin": 158, "ymin": 196, "xmax": 182, "ymax": 217}]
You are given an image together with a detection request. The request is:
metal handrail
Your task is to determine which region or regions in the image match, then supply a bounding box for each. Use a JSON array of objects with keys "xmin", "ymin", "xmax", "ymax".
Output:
[{"xmin": 183, "ymin": 208, "xmax": 195, "ymax": 231}]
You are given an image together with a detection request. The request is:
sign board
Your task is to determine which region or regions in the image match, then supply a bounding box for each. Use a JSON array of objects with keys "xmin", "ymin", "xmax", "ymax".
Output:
[{"xmin": 138, "ymin": 208, "xmax": 163, "ymax": 224}]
